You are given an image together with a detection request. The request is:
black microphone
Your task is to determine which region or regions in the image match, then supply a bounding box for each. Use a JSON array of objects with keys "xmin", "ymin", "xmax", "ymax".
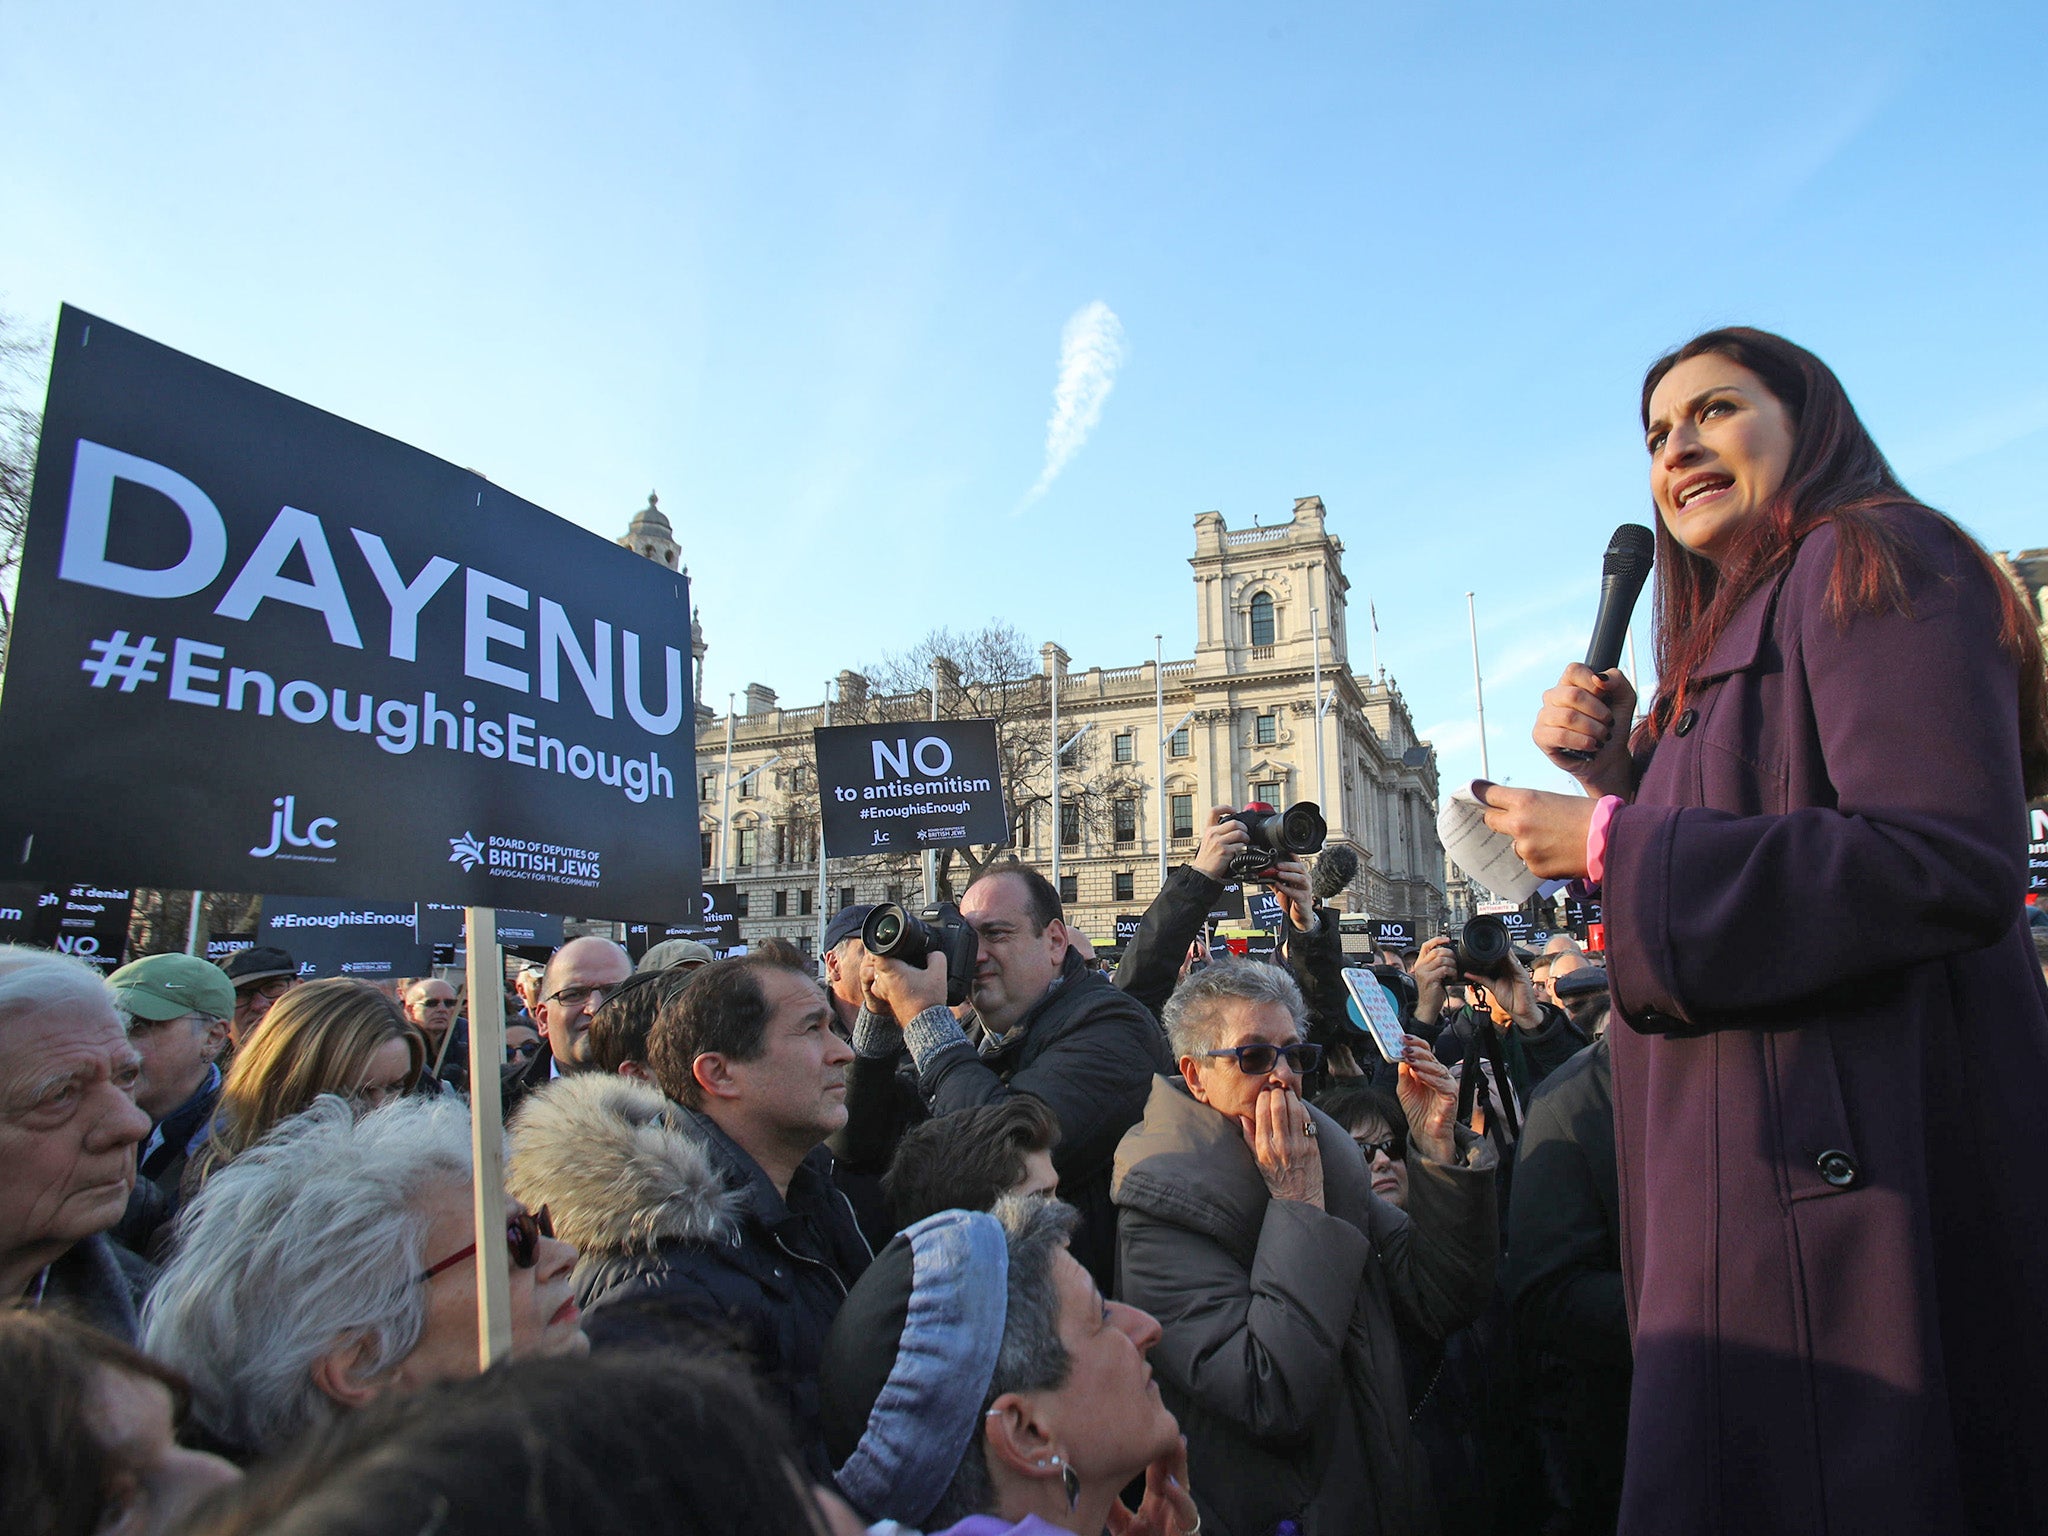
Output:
[
  {"xmin": 1311, "ymin": 844, "xmax": 1359, "ymax": 902},
  {"xmin": 1586, "ymin": 523, "xmax": 1655, "ymax": 673},
  {"xmin": 1556, "ymin": 524, "xmax": 1654, "ymax": 763}
]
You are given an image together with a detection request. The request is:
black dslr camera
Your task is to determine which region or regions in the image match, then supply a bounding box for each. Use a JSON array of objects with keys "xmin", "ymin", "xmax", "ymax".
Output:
[
  {"xmin": 1452, "ymin": 914, "xmax": 1515, "ymax": 980},
  {"xmin": 861, "ymin": 902, "xmax": 980, "ymax": 1008},
  {"xmin": 1368, "ymin": 961, "xmax": 1419, "ymax": 1018},
  {"xmin": 1225, "ymin": 801, "xmax": 1328, "ymax": 880}
]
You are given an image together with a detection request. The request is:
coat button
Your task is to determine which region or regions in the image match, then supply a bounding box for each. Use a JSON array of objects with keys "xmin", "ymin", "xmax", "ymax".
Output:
[
  {"xmin": 1674, "ymin": 708, "xmax": 1698, "ymax": 737},
  {"xmin": 1816, "ymin": 1149, "xmax": 1859, "ymax": 1188}
]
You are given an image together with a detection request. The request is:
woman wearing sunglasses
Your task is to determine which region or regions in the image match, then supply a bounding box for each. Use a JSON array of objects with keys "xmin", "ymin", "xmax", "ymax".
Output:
[
  {"xmin": 1111, "ymin": 960, "xmax": 1498, "ymax": 1536},
  {"xmin": 144, "ymin": 1095, "xmax": 587, "ymax": 1461}
]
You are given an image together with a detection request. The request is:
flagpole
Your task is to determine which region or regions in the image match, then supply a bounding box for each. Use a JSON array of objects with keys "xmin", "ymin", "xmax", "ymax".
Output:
[
  {"xmin": 816, "ymin": 681, "xmax": 832, "ymax": 960},
  {"xmin": 1466, "ymin": 592, "xmax": 1491, "ymax": 781}
]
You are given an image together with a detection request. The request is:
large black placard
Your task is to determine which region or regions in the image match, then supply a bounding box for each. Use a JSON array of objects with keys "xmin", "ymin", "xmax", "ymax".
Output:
[
  {"xmin": 0, "ymin": 308, "xmax": 701, "ymax": 921},
  {"xmin": 813, "ymin": 720, "xmax": 1006, "ymax": 857}
]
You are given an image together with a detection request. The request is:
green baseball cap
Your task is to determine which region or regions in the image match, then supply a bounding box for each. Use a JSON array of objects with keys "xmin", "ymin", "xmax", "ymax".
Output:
[{"xmin": 110, "ymin": 953, "xmax": 237, "ymax": 1023}]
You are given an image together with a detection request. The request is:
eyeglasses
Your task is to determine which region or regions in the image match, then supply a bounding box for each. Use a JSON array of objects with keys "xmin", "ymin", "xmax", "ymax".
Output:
[
  {"xmin": 236, "ymin": 978, "xmax": 294, "ymax": 1007},
  {"xmin": 417, "ymin": 997, "xmax": 457, "ymax": 1010},
  {"xmin": 542, "ymin": 982, "xmax": 621, "ymax": 1011},
  {"xmin": 1202, "ymin": 1042, "xmax": 1325, "ymax": 1076},
  {"xmin": 418, "ymin": 1207, "xmax": 554, "ymax": 1283},
  {"xmin": 1356, "ymin": 1132, "xmax": 1407, "ymax": 1162},
  {"xmin": 506, "ymin": 1039, "xmax": 542, "ymax": 1061}
]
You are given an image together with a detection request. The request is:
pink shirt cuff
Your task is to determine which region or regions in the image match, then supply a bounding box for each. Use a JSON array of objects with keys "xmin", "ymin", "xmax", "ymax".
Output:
[{"xmin": 1585, "ymin": 795, "xmax": 1624, "ymax": 886}]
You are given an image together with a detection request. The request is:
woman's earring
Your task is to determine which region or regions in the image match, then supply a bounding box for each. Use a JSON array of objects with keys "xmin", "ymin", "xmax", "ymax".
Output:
[{"xmin": 1062, "ymin": 1460, "xmax": 1081, "ymax": 1510}]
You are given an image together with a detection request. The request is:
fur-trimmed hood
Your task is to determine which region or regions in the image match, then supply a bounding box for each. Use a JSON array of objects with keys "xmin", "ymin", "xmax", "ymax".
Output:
[{"xmin": 506, "ymin": 1073, "xmax": 739, "ymax": 1254}]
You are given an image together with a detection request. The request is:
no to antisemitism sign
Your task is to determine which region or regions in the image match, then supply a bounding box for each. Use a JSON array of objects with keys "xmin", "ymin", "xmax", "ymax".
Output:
[
  {"xmin": 0, "ymin": 308, "xmax": 702, "ymax": 922},
  {"xmin": 813, "ymin": 719, "xmax": 1007, "ymax": 858}
]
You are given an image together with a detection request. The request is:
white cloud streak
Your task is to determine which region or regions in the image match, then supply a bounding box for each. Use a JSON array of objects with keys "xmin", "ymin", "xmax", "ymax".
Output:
[{"xmin": 1016, "ymin": 301, "xmax": 1125, "ymax": 513}]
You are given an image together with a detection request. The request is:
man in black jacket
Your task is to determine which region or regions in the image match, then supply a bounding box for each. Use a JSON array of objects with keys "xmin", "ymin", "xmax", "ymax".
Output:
[
  {"xmin": 507, "ymin": 953, "xmax": 870, "ymax": 1478},
  {"xmin": 502, "ymin": 935, "xmax": 631, "ymax": 1115},
  {"xmin": 841, "ymin": 861, "xmax": 1169, "ymax": 1287},
  {"xmin": 1416, "ymin": 934, "xmax": 1586, "ymax": 1103}
]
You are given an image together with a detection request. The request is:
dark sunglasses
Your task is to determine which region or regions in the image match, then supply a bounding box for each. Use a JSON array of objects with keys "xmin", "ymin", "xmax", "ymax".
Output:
[
  {"xmin": 417, "ymin": 1206, "xmax": 553, "ymax": 1284},
  {"xmin": 506, "ymin": 1039, "xmax": 542, "ymax": 1061},
  {"xmin": 1356, "ymin": 1131, "xmax": 1407, "ymax": 1161},
  {"xmin": 1203, "ymin": 1041, "xmax": 1324, "ymax": 1076}
]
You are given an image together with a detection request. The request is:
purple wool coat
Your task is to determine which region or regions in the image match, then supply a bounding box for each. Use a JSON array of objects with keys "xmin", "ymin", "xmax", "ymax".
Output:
[{"xmin": 1602, "ymin": 506, "xmax": 2048, "ymax": 1535}]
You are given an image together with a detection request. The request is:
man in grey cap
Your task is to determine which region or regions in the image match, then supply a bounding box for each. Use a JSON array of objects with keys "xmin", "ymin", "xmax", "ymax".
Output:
[
  {"xmin": 217, "ymin": 944, "xmax": 298, "ymax": 1048},
  {"xmin": 110, "ymin": 954, "xmax": 234, "ymax": 1197},
  {"xmin": 637, "ymin": 938, "xmax": 716, "ymax": 975}
]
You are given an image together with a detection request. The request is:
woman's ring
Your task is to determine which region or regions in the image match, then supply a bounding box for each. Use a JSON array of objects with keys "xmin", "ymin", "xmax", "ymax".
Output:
[{"xmin": 1302, "ymin": 1120, "xmax": 1317, "ymax": 1137}]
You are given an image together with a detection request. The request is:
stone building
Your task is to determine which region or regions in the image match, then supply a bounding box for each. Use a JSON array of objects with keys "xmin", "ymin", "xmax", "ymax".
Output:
[{"xmin": 666, "ymin": 496, "xmax": 1447, "ymax": 956}]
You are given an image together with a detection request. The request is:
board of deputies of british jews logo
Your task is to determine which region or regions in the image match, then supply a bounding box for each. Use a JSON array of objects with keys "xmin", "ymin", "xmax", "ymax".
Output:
[
  {"xmin": 445, "ymin": 831, "xmax": 602, "ymax": 891},
  {"xmin": 250, "ymin": 795, "xmax": 339, "ymax": 862}
]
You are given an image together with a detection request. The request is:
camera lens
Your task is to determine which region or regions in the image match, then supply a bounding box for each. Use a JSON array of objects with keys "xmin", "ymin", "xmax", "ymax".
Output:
[
  {"xmin": 1278, "ymin": 802, "xmax": 1327, "ymax": 854},
  {"xmin": 1457, "ymin": 915, "xmax": 1512, "ymax": 978},
  {"xmin": 870, "ymin": 911, "xmax": 902, "ymax": 949}
]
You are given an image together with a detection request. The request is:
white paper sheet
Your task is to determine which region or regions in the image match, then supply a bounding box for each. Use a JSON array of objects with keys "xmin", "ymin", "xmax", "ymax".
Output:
[{"xmin": 1436, "ymin": 781, "xmax": 1543, "ymax": 902}]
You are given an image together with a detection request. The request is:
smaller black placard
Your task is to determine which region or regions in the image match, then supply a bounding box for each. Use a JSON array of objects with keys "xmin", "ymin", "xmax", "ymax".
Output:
[
  {"xmin": 814, "ymin": 720, "xmax": 1007, "ymax": 857},
  {"xmin": 628, "ymin": 882, "xmax": 741, "ymax": 955},
  {"xmin": 260, "ymin": 896, "xmax": 429, "ymax": 979},
  {"xmin": 1205, "ymin": 881, "xmax": 1246, "ymax": 923}
]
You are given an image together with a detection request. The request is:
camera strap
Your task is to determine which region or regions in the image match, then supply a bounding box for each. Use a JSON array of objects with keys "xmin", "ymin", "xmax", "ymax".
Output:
[{"xmin": 1457, "ymin": 1024, "xmax": 1521, "ymax": 1143}]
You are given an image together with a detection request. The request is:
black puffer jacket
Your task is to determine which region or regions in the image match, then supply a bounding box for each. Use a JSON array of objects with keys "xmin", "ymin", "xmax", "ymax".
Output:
[
  {"xmin": 507, "ymin": 1074, "xmax": 870, "ymax": 1476},
  {"xmin": 834, "ymin": 949, "xmax": 1170, "ymax": 1287}
]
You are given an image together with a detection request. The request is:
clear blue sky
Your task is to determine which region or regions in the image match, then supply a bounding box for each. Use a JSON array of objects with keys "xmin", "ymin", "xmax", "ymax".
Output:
[{"xmin": 4, "ymin": 1, "xmax": 2042, "ymax": 796}]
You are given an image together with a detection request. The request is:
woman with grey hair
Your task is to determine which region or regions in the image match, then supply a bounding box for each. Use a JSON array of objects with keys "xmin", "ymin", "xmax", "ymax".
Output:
[
  {"xmin": 1112, "ymin": 959, "xmax": 1499, "ymax": 1536},
  {"xmin": 143, "ymin": 1095, "xmax": 588, "ymax": 1459},
  {"xmin": 819, "ymin": 1197, "xmax": 1194, "ymax": 1536}
]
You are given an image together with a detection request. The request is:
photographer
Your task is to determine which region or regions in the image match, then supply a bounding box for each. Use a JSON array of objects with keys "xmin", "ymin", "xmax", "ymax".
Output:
[
  {"xmin": 837, "ymin": 861, "xmax": 1169, "ymax": 1289},
  {"xmin": 1114, "ymin": 805, "xmax": 1353, "ymax": 1064},
  {"xmin": 1418, "ymin": 934, "xmax": 1586, "ymax": 1106}
]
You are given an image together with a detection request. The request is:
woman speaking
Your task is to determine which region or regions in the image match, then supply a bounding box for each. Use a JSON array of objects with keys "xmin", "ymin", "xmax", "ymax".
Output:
[{"xmin": 1481, "ymin": 327, "xmax": 2048, "ymax": 1534}]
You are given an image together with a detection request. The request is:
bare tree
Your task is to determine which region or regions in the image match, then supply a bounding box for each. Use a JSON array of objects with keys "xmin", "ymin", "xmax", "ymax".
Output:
[
  {"xmin": 126, "ymin": 890, "xmax": 264, "ymax": 958},
  {"xmin": 839, "ymin": 624, "xmax": 1144, "ymax": 900},
  {"xmin": 0, "ymin": 305, "xmax": 50, "ymax": 666}
]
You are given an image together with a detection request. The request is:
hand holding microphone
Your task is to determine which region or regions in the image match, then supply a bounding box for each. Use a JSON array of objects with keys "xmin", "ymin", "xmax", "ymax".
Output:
[{"xmin": 1536, "ymin": 524, "xmax": 1652, "ymax": 798}]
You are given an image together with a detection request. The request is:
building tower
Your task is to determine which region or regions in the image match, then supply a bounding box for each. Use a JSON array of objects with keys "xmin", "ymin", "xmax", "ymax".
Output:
[{"xmin": 618, "ymin": 491, "xmax": 680, "ymax": 570}]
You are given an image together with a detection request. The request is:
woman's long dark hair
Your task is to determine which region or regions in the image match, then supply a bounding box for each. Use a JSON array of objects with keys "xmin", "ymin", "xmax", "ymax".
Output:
[{"xmin": 1640, "ymin": 327, "xmax": 2048, "ymax": 796}]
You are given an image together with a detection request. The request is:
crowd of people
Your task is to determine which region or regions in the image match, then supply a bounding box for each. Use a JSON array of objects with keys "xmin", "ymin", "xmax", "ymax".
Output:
[
  {"xmin": 3, "ymin": 827, "xmax": 1631, "ymax": 1536},
  {"xmin": 7, "ymin": 324, "xmax": 2047, "ymax": 1536}
]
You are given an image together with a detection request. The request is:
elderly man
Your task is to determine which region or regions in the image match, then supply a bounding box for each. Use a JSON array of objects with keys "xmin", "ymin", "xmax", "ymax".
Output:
[
  {"xmin": 1, "ymin": 947, "xmax": 154, "ymax": 1341},
  {"xmin": 108, "ymin": 952, "xmax": 233, "ymax": 1222},
  {"xmin": 844, "ymin": 860, "xmax": 1169, "ymax": 1287},
  {"xmin": 502, "ymin": 936, "xmax": 632, "ymax": 1112},
  {"xmin": 403, "ymin": 977, "xmax": 467, "ymax": 1089}
]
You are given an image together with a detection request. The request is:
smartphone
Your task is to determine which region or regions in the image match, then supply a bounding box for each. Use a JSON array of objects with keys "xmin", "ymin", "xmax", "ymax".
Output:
[{"xmin": 1341, "ymin": 968, "xmax": 1408, "ymax": 1065}]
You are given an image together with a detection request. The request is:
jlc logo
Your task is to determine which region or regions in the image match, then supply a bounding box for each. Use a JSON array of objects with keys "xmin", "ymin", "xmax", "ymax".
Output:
[{"xmin": 251, "ymin": 795, "xmax": 339, "ymax": 858}]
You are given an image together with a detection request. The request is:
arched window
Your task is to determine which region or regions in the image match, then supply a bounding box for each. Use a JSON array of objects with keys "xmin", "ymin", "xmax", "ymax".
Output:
[{"xmin": 1249, "ymin": 591, "xmax": 1275, "ymax": 646}]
